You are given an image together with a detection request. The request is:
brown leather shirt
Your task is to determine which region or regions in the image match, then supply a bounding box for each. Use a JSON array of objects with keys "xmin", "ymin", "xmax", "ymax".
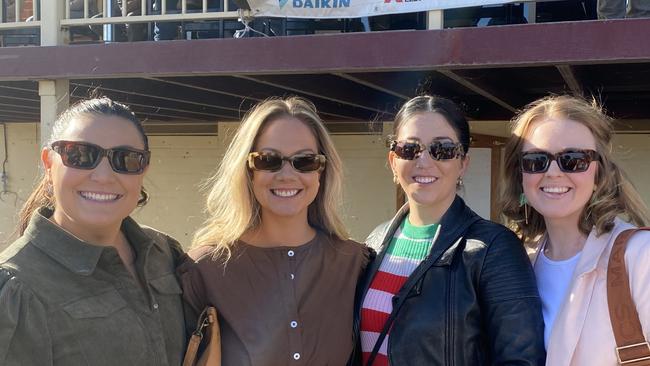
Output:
[
  {"xmin": 0, "ymin": 208, "xmax": 186, "ymax": 366},
  {"xmin": 178, "ymin": 232, "xmax": 370, "ymax": 366}
]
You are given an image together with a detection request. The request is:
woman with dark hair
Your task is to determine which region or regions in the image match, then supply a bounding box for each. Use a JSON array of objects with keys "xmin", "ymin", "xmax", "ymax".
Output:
[
  {"xmin": 356, "ymin": 95, "xmax": 545, "ymax": 365},
  {"xmin": 501, "ymin": 95, "xmax": 650, "ymax": 365},
  {"xmin": 0, "ymin": 97, "xmax": 185, "ymax": 366}
]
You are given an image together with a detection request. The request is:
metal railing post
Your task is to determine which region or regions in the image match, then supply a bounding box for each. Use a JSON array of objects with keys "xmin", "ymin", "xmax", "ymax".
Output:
[
  {"xmin": 427, "ymin": 10, "xmax": 444, "ymax": 30},
  {"xmin": 41, "ymin": 0, "xmax": 65, "ymax": 44}
]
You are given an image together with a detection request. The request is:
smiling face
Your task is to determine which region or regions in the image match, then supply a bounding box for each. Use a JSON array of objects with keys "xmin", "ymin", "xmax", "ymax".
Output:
[
  {"xmin": 521, "ymin": 117, "xmax": 598, "ymax": 228},
  {"xmin": 390, "ymin": 112, "xmax": 469, "ymax": 218},
  {"xmin": 43, "ymin": 114, "xmax": 147, "ymax": 238},
  {"xmin": 251, "ymin": 116, "xmax": 321, "ymax": 224}
]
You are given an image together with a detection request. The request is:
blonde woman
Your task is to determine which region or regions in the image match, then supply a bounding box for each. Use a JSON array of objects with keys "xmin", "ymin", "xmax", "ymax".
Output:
[
  {"xmin": 178, "ymin": 97, "xmax": 371, "ymax": 366},
  {"xmin": 501, "ymin": 95, "xmax": 650, "ymax": 365}
]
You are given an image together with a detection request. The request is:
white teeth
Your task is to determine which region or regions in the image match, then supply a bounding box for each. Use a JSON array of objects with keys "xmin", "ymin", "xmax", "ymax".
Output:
[
  {"xmin": 80, "ymin": 192, "xmax": 120, "ymax": 202},
  {"xmin": 542, "ymin": 187, "xmax": 570, "ymax": 194},
  {"xmin": 272, "ymin": 189, "xmax": 299, "ymax": 197},
  {"xmin": 414, "ymin": 176, "xmax": 436, "ymax": 184}
]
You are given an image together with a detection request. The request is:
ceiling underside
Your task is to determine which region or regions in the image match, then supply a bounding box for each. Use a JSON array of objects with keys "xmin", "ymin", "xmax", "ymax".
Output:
[{"xmin": 1, "ymin": 18, "xmax": 649, "ymax": 131}]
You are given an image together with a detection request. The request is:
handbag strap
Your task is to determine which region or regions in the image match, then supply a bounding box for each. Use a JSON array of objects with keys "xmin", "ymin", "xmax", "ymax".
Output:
[
  {"xmin": 182, "ymin": 307, "xmax": 216, "ymax": 366},
  {"xmin": 607, "ymin": 227, "xmax": 650, "ymax": 366}
]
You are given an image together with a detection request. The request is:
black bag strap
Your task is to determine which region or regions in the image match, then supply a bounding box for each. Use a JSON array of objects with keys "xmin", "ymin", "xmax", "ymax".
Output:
[{"xmin": 364, "ymin": 217, "xmax": 478, "ymax": 366}]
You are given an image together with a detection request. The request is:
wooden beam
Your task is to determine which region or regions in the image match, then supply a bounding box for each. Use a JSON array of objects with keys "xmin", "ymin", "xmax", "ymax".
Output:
[
  {"xmin": 2, "ymin": 18, "xmax": 650, "ymax": 80},
  {"xmin": 234, "ymin": 75, "xmax": 388, "ymax": 115},
  {"xmin": 438, "ymin": 70, "xmax": 517, "ymax": 113},
  {"xmin": 556, "ymin": 65, "xmax": 583, "ymax": 96},
  {"xmin": 334, "ymin": 73, "xmax": 409, "ymax": 101}
]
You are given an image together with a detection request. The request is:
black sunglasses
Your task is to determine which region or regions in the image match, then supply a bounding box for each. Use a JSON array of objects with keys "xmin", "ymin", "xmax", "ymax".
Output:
[
  {"xmin": 520, "ymin": 149, "xmax": 599, "ymax": 174},
  {"xmin": 51, "ymin": 140, "xmax": 150, "ymax": 174},
  {"xmin": 247, "ymin": 152, "xmax": 326, "ymax": 173},
  {"xmin": 390, "ymin": 140, "xmax": 465, "ymax": 161}
]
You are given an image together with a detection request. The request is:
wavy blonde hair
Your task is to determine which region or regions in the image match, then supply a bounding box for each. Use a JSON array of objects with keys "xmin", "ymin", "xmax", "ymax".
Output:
[
  {"xmin": 500, "ymin": 95, "xmax": 649, "ymax": 243},
  {"xmin": 192, "ymin": 97, "xmax": 348, "ymax": 259}
]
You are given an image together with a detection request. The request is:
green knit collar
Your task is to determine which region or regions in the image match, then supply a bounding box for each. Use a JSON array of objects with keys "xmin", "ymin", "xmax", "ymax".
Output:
[{"xmin": 402, "ymin": 215, "xmax": 440, "ymax": 239}]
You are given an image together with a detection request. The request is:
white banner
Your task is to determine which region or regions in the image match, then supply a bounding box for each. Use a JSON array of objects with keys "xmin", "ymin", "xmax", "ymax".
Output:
[{"xmin": 247, "ymin": 0, "xmax": 522, "ymax": 19}]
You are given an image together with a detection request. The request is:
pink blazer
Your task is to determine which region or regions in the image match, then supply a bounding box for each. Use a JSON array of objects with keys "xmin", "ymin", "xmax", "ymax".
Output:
[{"xmin": 531, "ymin": 218, "xmax": 650, "ymax": 366}]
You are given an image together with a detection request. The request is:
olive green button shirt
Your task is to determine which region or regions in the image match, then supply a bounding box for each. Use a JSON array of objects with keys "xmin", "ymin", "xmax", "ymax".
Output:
[{"xmin": 0, "ymin": 208, "xmax": 186, "ymax": 366}]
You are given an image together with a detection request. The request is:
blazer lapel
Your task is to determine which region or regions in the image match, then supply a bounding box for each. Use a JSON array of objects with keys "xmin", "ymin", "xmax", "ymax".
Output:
[{"xmin": 546, "ymin": 228, "xmax": 615, "ymax": 365}]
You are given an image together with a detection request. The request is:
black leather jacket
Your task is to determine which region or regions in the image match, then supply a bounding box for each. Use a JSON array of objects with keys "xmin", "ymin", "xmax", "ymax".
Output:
[{"xmin": 352, "ymin": 196, "xmax": 545, "ymax": 366}]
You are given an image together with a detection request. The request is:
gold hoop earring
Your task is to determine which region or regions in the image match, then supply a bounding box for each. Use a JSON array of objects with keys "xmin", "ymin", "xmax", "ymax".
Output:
[
  {"xmin": 393, "ymin": 175, "xmax": 399, "ymax": 185},
  {"xmin": 457, "ymin": 176, "xmax": 464, "ymax": 187}
]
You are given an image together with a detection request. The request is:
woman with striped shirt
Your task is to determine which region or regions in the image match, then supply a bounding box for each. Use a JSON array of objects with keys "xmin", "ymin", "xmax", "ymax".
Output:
[{"xmin": 354, "ymin": 95, "xmax": 545, "ymax": 366}]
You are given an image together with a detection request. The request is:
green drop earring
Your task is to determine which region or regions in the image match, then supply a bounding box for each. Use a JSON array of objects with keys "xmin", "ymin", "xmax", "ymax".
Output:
[{"xmin": 519, "ymin": 193, "xmax": 529, "ymax": 225}]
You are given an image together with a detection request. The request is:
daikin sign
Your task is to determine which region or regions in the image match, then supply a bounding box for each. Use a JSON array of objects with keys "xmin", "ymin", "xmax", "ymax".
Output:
[{"xmin": 247, "ymin": 0, "xmax": 519, "ymax": 18}]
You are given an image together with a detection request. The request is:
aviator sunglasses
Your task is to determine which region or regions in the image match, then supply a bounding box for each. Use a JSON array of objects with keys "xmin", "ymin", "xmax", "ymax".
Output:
[
  {"xmin": 247, "ymin": 152, "xmax": 326, "ymax": 173},
  {"xmin": 520, "ymin": 149, "xmax": 599, "ymax": 174},
  {"xmin": 390, "ymin": 140, "xmax": 465, "ymax": 161},
  {"xmin": 51, "ymin": 140, "xmax": 151, "ymax": 174}
]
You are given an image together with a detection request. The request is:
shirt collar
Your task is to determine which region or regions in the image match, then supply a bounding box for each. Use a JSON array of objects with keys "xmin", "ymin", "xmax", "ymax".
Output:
[{"xmin": 25, "ymin": 207, "xmax": 158, "ymax": 276}]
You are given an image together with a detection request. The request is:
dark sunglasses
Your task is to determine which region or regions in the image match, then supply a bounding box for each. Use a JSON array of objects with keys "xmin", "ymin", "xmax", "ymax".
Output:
[
  {"xmin": 520, "ymin": 149, "xmax": 599, "ymax": 174},
  {"xmin": 390, "ymin": 140, "xmax": 465, "ymax": 161},
  {"xmin": 247, "ymin": 152, "xmax": 326, "ymax": 173},
  {"xmin": 51, "ymin": 140, "xmax": 150, "ymax": 174}
]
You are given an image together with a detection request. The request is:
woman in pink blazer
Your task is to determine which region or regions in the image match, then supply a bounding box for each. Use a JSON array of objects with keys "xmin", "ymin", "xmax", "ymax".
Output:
[{"xmin": 500, "ymin": 95, "xmax": 650, "ymax": 366}]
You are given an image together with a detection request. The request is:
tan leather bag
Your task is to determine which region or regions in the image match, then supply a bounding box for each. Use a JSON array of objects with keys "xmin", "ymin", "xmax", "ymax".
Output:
[
  {"xmin": 182, "ymin": 307, "xmax": 222, "ymax": 366},
  {"xmin": 607, "ymin": 228, "xmax": 650, "ymax": 366}
]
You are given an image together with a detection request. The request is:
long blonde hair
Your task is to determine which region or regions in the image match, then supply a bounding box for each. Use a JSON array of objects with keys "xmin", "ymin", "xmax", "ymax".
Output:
[
  {"xmin": 500, "ymin": 95, "xmax": 649, "ymax": 243},
  {"xmin": 192, "ymin": 97, "xmax": 348, "ymax": 259}
]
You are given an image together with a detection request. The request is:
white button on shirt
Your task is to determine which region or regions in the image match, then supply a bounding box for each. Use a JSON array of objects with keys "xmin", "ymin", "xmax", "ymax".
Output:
[
  {"xmin": 293, "ymin": 353, "xmax": 301, "ymax": 360},
  {"xmin": 290, "ymin": 321, "xmax": 298, "ymax": 328},
  {"xmin": 288, "ymin": 250, "xmax": 295, "ymax": 257}
]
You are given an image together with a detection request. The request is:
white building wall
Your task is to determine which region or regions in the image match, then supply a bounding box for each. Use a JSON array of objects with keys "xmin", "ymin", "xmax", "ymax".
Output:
[
  {"xmin": 0, "ymin": 123, "xmax": 40, "ymax": 243},
  {"xmin": 613, "ymin": 134, "xmax": 650, "ymax": 201}
]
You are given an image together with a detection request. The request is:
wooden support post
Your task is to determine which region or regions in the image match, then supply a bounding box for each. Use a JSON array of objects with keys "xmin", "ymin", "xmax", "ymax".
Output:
[
  {"xmin": 490, "ymin": 145, "xmax": 502, "ymax": 221},
  {"xmin": 39, "ymin": 80, "xmax": 70, "ymax": 147}
]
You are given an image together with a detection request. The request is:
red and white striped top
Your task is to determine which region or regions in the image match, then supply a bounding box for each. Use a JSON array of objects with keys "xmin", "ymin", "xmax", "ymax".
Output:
[{"xmin": 360, "ymin": 218, "xmax": 440, "ymax": 366}]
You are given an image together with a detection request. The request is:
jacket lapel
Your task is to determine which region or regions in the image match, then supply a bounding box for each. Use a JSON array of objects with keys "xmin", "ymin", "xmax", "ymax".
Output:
[
  {"xmin": 546, "ymin": 228, "xmax": 615, "ymax": 365},
  {"xmin": 358, "ymin": 203, "xmax": 409, "ymax": 305},
  {"xmin": 361, "ymin": 197, "xmax": 480, "ymax": 306}
]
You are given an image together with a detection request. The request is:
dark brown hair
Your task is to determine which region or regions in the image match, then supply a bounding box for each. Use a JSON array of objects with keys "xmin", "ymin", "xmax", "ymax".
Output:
[
  {"xmin": 17, "ymin": 97, "xmax": 150, "ymax": 236},
  {"xmin": 392, "ymin": 95, "xmax": 471, "ymax": 155}
]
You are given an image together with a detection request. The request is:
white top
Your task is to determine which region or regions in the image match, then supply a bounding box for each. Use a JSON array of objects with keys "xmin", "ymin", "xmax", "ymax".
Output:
[{"xmin": 534, "ymin": 249, "xmax": 582, "ymax": 349}]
